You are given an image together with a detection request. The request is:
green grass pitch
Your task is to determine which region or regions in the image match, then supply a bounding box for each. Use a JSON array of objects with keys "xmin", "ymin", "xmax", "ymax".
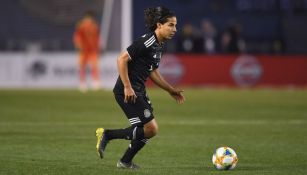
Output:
[{"xmin": 0, "ymin": 88, "xmax": 307, "ymax": 175}]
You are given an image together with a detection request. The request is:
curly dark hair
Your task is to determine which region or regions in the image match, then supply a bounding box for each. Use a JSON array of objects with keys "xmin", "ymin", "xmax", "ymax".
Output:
[{"xmin": 144, "ymin": 6, "xmax": 176, "ymax": 32}]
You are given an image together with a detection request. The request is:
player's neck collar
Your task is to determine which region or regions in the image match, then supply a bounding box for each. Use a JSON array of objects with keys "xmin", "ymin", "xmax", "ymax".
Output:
[{"xmin": 153, "ymin": 32, "xmax": 164, "ymax": 45}]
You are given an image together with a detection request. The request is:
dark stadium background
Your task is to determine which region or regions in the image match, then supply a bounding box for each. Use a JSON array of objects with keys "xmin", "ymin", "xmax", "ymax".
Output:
[{"xmin": 1, "ymin": 0, "xmax": 307, "ymax": 54}]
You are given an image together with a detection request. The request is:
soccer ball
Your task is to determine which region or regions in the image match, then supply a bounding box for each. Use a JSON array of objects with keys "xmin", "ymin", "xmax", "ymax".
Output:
[{"xmin": 212, "ymin": 147, "xmax": 238, "ymax": 170}]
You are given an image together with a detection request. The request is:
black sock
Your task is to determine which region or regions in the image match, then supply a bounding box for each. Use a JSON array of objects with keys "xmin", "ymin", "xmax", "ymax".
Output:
[
  {"xmin": 121, "ymin": 139, "xmax": 148, "ymax": 163},
  {"xmin": 104, "ymin": 127, "xmax": 132, "ymax": 140},
  {"xmin": 105, "ymin": 126, "xmax": 144, "ymax": 140}
]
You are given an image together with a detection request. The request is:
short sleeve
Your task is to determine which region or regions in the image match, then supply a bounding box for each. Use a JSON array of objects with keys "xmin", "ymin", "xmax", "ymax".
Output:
[
  {"xmin": 152, "ymin": 62, "xmax": 160, "ymax": 70},
  {"xmin": 127, "ymin": 40, "xmax": 147, "ymax": 60}
]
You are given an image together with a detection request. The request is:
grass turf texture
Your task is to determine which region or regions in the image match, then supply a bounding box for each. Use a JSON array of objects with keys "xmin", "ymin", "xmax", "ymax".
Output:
[{"xmin": 0, "ymin": 88, "xmax": 306, "ymax": 175}]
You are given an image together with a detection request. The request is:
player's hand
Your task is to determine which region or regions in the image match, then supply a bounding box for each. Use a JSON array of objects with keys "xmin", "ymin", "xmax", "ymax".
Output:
[
  {"xmin": 169, "ymin": 89, "xmax": 185, "ymax": 104},
  {"xmin": 124, "ymin": 86, "xmax": 137, "ymax": 103}
]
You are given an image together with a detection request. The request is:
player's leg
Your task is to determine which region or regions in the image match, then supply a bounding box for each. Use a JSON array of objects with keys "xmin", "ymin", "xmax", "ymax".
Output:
[
  {"xmin": 119, "ymin": 119, "xmax": 158, "ymax": 168},
  {"xmin": 104, "ymin": 118, "xmax": 157, "ymax": 142},
  {"xmin": 96, "ymin": 94, "xmax": 157, "ymax": 168},
  {"xmin": 96, "ymin": 95, "xmax": 146, "ymax": 158},
  {"xmin": 89, "ymin": 52, "xmax": 100, "ymax": 90},
  {"xmin": 116, "ymin": 138, "xmax": 147, "ymax": 169},
  {"xmin": 96, "ymin": 125, "xmax": 144, "ymax": 158},
  {"xmin": 118, "ymin": 95, "xmax": 157, "ymax": 169},
  {"xmin": 144, "ymin": 118, "xmax": 158, "ymax": 138},
  {"xmin": 79, "ymin": 53, "xmax": 87, "ymax": 92}
]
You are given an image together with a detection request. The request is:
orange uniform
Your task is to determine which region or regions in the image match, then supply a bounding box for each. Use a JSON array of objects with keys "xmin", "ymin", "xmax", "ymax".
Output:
[
  {"xmin": 74, "ymin": 18, "xmax": 99, "ymax": 53},
  {"xmin": 73, "ymin": 17, "xmax": 101, "ymax": 90}
]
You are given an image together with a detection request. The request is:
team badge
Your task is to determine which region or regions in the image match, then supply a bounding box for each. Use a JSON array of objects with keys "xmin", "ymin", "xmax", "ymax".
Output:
[{"xmin": 144, "ymin": 109, "xmax": 151, "ymax": 118}]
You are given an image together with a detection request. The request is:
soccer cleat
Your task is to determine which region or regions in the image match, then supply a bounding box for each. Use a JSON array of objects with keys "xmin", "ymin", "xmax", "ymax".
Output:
[
  {"xmin": 95, "ymin": 128, "xmax": 108, "ymax": 159},
  {"xmin": 117, "ymin": 160, "xmax": 140, "ymax": 170}
]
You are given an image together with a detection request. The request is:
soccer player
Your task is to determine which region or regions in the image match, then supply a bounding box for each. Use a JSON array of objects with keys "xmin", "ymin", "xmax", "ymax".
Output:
[
  {"xmin": 95, "ymin": 6, "xmax": 185, "ymax": 169},
  {"xmin": 73, "ymin": 11, "xmax": 101, "ymax": 91}
]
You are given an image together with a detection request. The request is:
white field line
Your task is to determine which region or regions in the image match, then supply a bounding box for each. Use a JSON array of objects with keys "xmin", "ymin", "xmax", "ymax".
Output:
[
  {"xmin": 161, "ymin": 119, "xmax": 306, "ymax": 125},
  {"xmin": 0, "ymin": 119, "xmax": 305, "ymax": 126}
]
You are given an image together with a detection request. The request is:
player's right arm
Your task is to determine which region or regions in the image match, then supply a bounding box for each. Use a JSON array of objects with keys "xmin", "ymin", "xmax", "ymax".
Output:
[
  {"xmin": 117, "ymin": 51, "xmax": 137, "ymax": 103},
  {"xmin": 73, "ymin": 23, "xmax": 83, "ymax": 50}
]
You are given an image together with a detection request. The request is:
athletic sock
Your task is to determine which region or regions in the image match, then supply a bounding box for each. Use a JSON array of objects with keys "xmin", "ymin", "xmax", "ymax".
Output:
[
  {"xmin": 105, "ymin": 126, "xmax": 144, "ymax": 140},
  {"xmin": 120, "ymin": 139, "xmax": 148, "ymax": 163}
]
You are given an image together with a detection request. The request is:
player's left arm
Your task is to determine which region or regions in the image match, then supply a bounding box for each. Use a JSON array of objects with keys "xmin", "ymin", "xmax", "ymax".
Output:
[{"xmin": 150, "ymin": 69, "xmax": 185, "ymax": 104}]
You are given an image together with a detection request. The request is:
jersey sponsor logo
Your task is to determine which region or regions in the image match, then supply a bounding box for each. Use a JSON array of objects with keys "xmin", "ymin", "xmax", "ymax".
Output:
[
  {"xmin": 144, "ymin": 109, "xmax": 151, "ymax": 118},
  {"xmin": 231, "ymin": 55, "xmax": 263, "ymax": 87},
  {"xmin": 144, "ymin": 35, "xmax": 156, "ymax": 48}
]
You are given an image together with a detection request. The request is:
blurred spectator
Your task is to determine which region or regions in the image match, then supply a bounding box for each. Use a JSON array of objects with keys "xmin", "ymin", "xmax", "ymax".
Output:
[
  {"xmin": 221, "ymin": 22, "xmax": 246, "ymax": 54},
  {"xmin": 200, "ymin": 19, "xmax": 217, "ymax": 54},
  {"xmin": 176, "ymin": 23, "xmax": 202, "ymax": 53},
  {"xmin": 73, "ymin": 10, "xmax": 101, "ymax": 92}
]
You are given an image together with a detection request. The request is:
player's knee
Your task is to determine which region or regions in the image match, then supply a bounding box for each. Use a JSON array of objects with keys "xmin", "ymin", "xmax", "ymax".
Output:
[
  {"xmin": 149, "ymin": 126, "xmax": 158, "ymax": 137},
  {"xmin": 144, "ymin": 124, "xmax": 158, "ymax": 138}
]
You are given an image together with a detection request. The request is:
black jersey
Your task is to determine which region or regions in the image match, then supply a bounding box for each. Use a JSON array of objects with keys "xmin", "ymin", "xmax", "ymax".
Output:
[{"xmin": 113, "ymin": 32, "xmax": 164, "ymax": 95}]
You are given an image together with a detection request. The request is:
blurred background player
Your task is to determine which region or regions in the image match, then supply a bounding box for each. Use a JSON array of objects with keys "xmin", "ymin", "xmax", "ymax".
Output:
[{"xmin": 74, "ymin": 10, "xmax": 101, "ymax": 92}]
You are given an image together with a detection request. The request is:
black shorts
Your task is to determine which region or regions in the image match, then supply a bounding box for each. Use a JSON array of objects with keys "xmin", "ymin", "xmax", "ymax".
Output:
[{"xmin": 115, "ymin": 94, "xmax": 154, "ymax": 126}]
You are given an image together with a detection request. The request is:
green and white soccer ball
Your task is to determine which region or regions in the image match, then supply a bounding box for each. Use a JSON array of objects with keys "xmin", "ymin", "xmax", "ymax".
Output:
[{"xmin": 212, "ymin": 147, "xmax": 238, "ymax": 170}]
